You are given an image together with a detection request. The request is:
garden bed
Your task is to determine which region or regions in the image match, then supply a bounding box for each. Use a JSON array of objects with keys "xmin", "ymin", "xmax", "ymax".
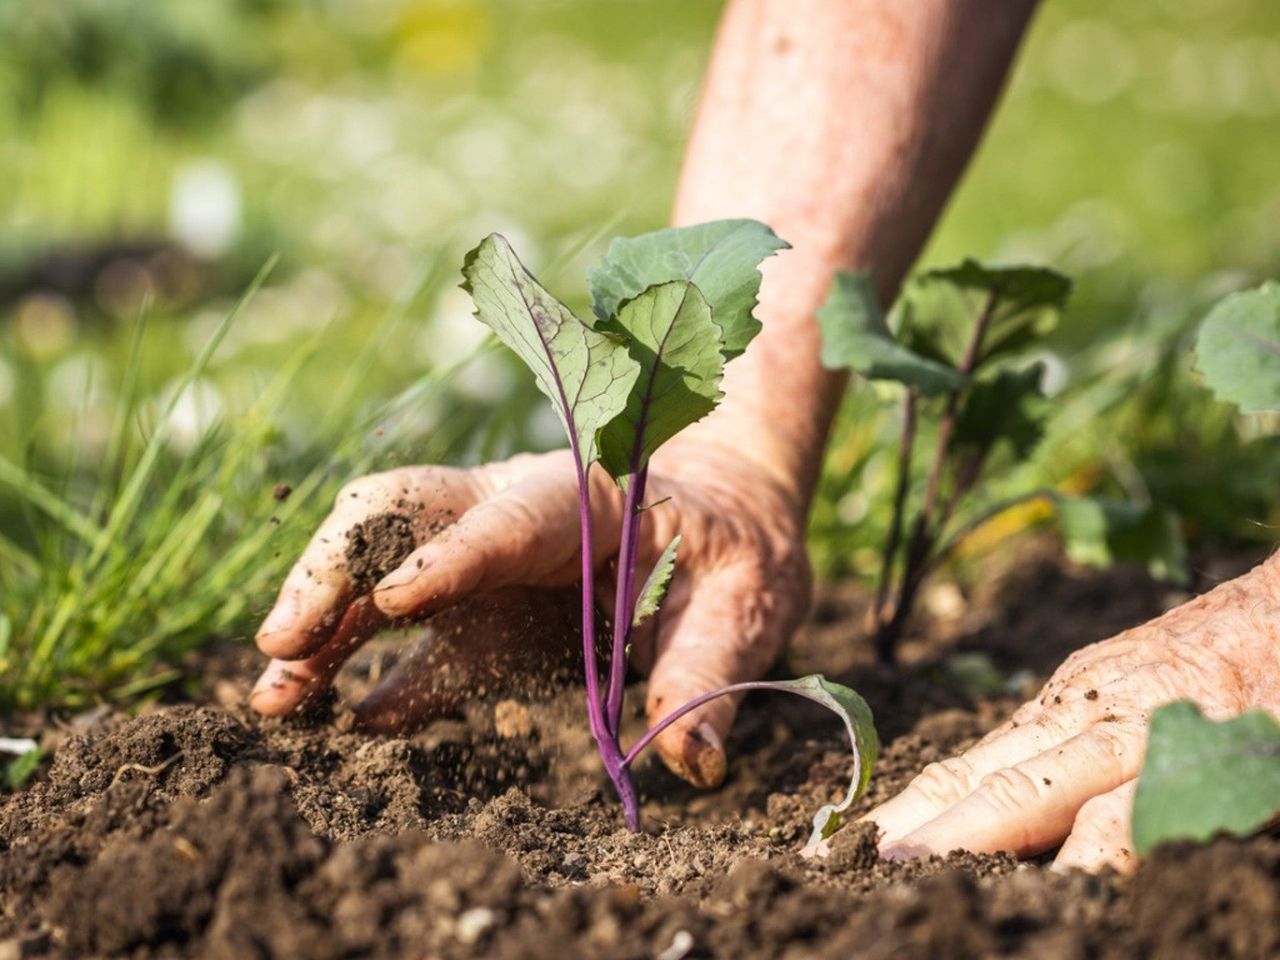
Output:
[{"xmin": 3, "ymin": 545, "xmax": 1278, "ymax": 960}]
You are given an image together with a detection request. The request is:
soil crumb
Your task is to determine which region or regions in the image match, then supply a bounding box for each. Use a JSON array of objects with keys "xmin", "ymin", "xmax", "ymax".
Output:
[{"xmin": 345, "ymin": 513, "xmax": 416, "ymax": 591}]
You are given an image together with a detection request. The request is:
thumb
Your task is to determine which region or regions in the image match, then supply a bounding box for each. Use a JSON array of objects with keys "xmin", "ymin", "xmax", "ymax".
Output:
[
  {"xmin": 371, "ymin": 474, "xmax": 588, "ymax": 619},
  {"xmin": 643, "ymin": 568, "xmax": 783, "ymax": 789}
]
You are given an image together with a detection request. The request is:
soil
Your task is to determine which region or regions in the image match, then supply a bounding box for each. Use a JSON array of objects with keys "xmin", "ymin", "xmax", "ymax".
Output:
[
  {"xmin": 344, "ymin": 513, "xmax": 417, "ymax": 592},
  {"xmin": 3, "ymin": 543, "xmax": 1278, "ymax": 959}
]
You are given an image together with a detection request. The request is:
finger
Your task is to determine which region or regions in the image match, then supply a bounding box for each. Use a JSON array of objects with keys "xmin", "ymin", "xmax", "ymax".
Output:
[
  {"xmin": 354, "ymin": 587, "xmax": 580, "ymax": 732},
  {"xmin": 865, "ymin": 703, "xmax": 1096, "ymax": 845},
  {"xmin": 371, "ymin": 473, "xmax": 600, "ymax": 619},
  {"xmin": 642, "ymin": 567, "xmax": 785, "ymax": 790},
  {"xmin": 250, "ymin": 597, "xmax": 388, "ymax": 715},
  {"xmin": 1052, "ymin": 779, "xmax": 1139, "ymax": 875},
  {"xmin": 881, "ymin": 719, "xmax": 1144, "ymax": 859},
  {"xmin": 256, "ymin": 469, "xmax": 478, "ymax": 659},
  {"xmin": 255, "ymin": 510, "xmax": 358, "ymax": 660}
]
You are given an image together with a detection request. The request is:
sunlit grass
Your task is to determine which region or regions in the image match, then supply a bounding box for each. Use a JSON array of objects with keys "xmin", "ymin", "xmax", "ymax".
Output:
[{"xmin": 0, "ymin": 257, "xmax": 495, "ymax": 713}]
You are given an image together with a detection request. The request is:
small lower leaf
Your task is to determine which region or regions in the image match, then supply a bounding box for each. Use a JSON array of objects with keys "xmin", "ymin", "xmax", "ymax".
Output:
[
  {"xmin": 633, "ymin": 534, "xmax": 680, "ymax": 628},
  {"xmin": 1132, "ymin": 701, "xmax": 1280, "ymax": 855},
  {"xmin": 750, "ymin": 675, "xmax": 879, "ymax": 848}
]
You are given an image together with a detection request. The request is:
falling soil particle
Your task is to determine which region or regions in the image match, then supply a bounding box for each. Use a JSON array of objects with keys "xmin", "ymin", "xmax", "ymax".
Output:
[
  {"xmin": 344, "ymin": 513, "xmax": 417, "ymax": 591},
  {"xmin": 272, "ymin": 483, "xmax": 293, "ymax": 502}
]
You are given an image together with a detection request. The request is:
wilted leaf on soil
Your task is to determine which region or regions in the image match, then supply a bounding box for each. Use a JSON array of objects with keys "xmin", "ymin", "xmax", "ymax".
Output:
[{"xmin": 747, "ymin": 675, "xmax": 878, "ymax": 849}]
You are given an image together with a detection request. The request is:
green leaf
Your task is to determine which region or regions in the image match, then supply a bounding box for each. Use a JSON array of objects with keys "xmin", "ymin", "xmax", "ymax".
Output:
[
  {"xmin": 1194, "ymin": 282, "xmax": 1280, "ymax": 413},
  {"xmin": 4, "ymin": 746, "xmax": 43, "ymax": 790},
  {"xmin": 596, "ymin": 282, "xmax": 724, "ymax": 479},
  {"xmin": 1133, "ymin": 701, "xmax": 1280, "ymax": 856},
  {"xmin": 753, "ymin": 675, "xmax": 879, "ymax": 848},
  {"xmin": 922, "ymin": 259, "xmax": 1072, "ymax": 313},
  {"xmin": 1053, "ymin": 496, "xmax": 1188, "ymax": 583},
  {"xmin": 817, "ymin": 272, "xmax": 965, "ymax": 396},
  {"xmin": 633, "ymin": 534, "xmax": 680, "ymax": 628},
  {"xmin": 954, "ymin": 363, "xmax": 1048, "ymax": 461},
  {"xmin": 462, "ymin": 234, "xmax": 641, "ymax": 463},
  {"xmin": 588, "ymin": 219, "xmax": 787, "ymax": 360}
]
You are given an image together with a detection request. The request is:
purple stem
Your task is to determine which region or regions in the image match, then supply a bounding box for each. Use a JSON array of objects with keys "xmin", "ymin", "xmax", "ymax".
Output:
[
  {"xmin": 570, "ymin": 454, "xmax": 607, "ymax": 744},
  {"xmin": 605, "ymin": 467, "xmax": 647, "ymax": 736},
  {"xmin": 570, "ymin": 451, "xmax": 641, "ymax": 829},
  {"xmin": 621, "ymin": 681, "xmax": 780, "ymax": 769}
]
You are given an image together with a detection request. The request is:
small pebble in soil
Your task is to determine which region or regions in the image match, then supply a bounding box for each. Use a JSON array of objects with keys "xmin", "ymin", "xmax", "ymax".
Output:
[{"xmin": 454, "ymin": 907, "xmax": 495, "ymax": 945}]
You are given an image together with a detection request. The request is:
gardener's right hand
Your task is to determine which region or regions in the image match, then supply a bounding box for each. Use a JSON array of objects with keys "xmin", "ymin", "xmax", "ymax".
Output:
[{"xmin": 250, "ymin": 445, "xmax": 810, "ymax": 789}]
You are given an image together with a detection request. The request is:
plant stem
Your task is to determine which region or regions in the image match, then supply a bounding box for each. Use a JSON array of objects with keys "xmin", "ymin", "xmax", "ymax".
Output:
[
  {"xmin": 605, "ymin": 468, "xmax": 647, "ymax": 736},
  {"xmin": 872, "ymin": 389, "xmax": 918, "ymax": 629},
  {"xmin": 571, "ymin": 458, "xmax": 607, "ymax": 744},
  {"xmin": 874, "ymin": 291, "xmax": 1000, "ymax": 664},
  {"xmin": 621, "ymin": 681, "xmax": 783, "ymax": 768},
  {"xmin": 571, "ymin": 456, "xmax": 643, "ymax": 830}
]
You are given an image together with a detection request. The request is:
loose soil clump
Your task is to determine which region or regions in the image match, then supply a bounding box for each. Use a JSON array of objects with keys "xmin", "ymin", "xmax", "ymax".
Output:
[
  {"xmin": 344, "ymin": 513, "xmax": 417, "ymax": 591},
  {"xmin": 3, "ymin": 545, "xmax": 1277, "ymax": 958}
]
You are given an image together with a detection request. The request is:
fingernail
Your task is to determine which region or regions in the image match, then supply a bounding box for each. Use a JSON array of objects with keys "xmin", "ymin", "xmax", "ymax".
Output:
[
  {"xmin": 374, "ymin": 562, "xmax": 421, "ymax": 594},
  {"xmin": 685, "ymin": 722, "xmax": 726, "ymax": 789},
  {"xmin": 878, "ymin": 841, "xmax": 928, "ymax": 862}
]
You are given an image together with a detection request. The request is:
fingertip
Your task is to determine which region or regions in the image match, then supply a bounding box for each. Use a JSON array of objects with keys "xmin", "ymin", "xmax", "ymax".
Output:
[
  {"xmin": 655, "ymin": 720, "xmax": 727, "ymax": 789},
  {"xmin": 249, "ymin": 662, "xmax": 318, "ymax": 716}
]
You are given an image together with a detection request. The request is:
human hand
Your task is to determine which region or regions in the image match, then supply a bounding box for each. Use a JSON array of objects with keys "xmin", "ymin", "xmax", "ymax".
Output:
[
  {"xmin": 863, "ymin": 555, "xmax": 1280, "ymax": 873},
  {"xmin": 251, "ymin": 444, "xmax": 810, "ymax": 788}
]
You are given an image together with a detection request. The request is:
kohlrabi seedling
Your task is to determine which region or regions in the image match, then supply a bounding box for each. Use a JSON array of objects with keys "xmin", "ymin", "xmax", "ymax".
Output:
[{"xmin": 461, "ymin": 221, "xmax": 878, "ymax": 843}]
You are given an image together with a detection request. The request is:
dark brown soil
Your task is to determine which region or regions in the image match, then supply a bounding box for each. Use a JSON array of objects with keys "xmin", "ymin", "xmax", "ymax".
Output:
[
  {"xmin": 344, "ymin": 513, "xmax": 417, "ymax": 591},
  {"xmin": 3, "ymin": 544, "xmax": 1278, "ymax": 959}
]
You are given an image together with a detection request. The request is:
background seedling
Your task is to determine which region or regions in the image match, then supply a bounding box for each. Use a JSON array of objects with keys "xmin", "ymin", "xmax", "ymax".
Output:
[
  {"xmin": 463, "ymin": 223, "xmax": 878, "ymax": 839},
  {"xmin": 818, "ymin": 260, "xmax": 1184, "ymax": 665}
]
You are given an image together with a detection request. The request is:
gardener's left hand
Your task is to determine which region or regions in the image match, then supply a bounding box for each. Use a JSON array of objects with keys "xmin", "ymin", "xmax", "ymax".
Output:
[{"xmin": 862, "ymin": 553, "xmax": 1280, "ymax": 872}]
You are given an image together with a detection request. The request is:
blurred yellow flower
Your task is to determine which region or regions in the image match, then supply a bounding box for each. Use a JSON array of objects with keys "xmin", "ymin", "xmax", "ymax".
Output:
[{"xmin": 396, "ymin": 0, "xmax": 491, "ymax": 76}]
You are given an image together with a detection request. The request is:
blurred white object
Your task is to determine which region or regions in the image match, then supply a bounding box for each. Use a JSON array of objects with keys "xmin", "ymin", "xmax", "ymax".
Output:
[
  {"xmin": 169, "ymin": 161, "xmax": 243, "ymax": 259},
  {"xmin": 0, "ymin": 738, "xmax": 37, "ymax": 756}
]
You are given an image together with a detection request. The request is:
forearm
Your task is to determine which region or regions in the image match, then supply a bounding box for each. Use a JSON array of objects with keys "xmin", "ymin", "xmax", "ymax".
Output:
[{"xmin": 661, "ymin": 0, "xmax": 1039, "ymax": 514}]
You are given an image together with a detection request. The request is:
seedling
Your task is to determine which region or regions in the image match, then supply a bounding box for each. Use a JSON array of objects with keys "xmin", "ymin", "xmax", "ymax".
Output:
[
  {"xmin": 461, "ymin": 221, "xmax": 877, "ymax": 842},
  {"xmin": 818, "ymin": 261, "xmax": 1186, "ymax": 665}
]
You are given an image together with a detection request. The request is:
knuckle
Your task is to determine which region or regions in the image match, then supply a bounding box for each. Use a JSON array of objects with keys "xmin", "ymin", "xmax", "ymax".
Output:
[
  {"xmin": 335, "ymin": 474, "xmax": 385, "ymax": 508},
  {"xmin": 976, "ymin": 767, "xmax": 1043, "ymax": 813},
  {"xmin": 909, "ymin": 759, "xmax": 973, "ymax": 808},
  {"xmin": 1075, "ymin": 789, "xmax": 1125, "ymax": 830}
]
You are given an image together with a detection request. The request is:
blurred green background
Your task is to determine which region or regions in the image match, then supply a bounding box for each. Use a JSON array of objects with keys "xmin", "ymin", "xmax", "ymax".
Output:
[{"xmin": 2, "ymin": 0, "xmax": 1278, "ymax": 710}]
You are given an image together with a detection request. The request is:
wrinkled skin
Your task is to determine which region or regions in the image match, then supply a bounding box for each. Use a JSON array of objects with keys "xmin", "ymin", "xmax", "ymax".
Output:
[
  {"xmin": 252, "ymin": 446, "xmax": 809, "ymax": 788},
  {"xmin": 863, "ymin": 554, "xmax": 1280, "ymax": 872}
]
